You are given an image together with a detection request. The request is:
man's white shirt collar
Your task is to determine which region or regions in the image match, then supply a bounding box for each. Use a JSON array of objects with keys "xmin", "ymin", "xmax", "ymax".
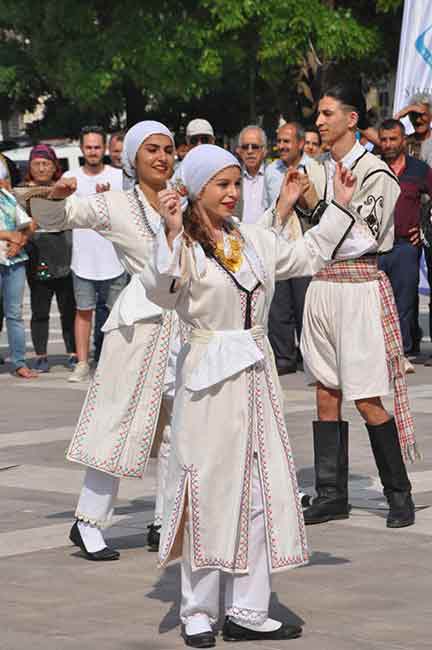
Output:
[
  {"xmin": 329, "ymin": 141, "xmax": 365, "ymax": 170},
  {"xmin": 243, "ymin": 163, "xmax": 265, "ymax": 180}
]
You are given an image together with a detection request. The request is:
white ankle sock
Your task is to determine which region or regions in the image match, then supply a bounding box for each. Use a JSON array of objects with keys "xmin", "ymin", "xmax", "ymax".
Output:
[
  {"xmin": 185, "ymin": 613, "xmax": 212, "ymax": 636},
  {"xmin": 77, "ymin": 520, "xmax": 107, "ymax": 553},
  {"xmin": 231, "ymin": 616, "xmax": 282, "ymax": 632}
]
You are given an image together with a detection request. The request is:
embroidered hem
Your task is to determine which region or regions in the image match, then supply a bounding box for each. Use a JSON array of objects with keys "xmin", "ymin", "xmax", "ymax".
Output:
[
  {"xmin": 74, "ymin": 510, "xmax": 112, "ymax": 529},
  {"xmin": 226, "ymin": 607, "xmax": 268, "ymax": 626},
  {"xmin": 180, "ymin": 611, "xmax": 218, "ymax": 626}
]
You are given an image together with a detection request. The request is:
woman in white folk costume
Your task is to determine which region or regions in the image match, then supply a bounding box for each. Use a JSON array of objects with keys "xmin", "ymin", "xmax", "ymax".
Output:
[
  {"xmin": 139, "ymin": 144, "xmax": 358, "ymax": 648},
  {"xmin": 34, "ymin": 121, "xmax": 181, "ymax": 559},
  {"xmin": 297, "ymin": 84, "xmax": 419, "ymax": 529}
]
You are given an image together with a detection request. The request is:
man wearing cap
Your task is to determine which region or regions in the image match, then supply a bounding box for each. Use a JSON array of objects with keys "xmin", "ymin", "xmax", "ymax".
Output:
[
  {"xmin": 185, "ymin": 118, "xmax": 215, "ymax": 147},
  {"xmin": 172, "ymin": 119, "xmax": 215, "ymax": 186}
]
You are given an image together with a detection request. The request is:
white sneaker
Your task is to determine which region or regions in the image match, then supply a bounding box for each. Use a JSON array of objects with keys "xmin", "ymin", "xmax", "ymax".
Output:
[
  {"xmin": 403, "ymin": 357, "xmax": 416, "ymax": 375},
  {"xmin": 68, "ymin": 361, "xmax": 90, "ymax": 383}
]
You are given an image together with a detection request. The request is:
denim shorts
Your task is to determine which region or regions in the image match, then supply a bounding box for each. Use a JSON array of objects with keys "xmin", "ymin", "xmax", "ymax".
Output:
[{"xmin": 72, "ymin": 272, "xmax": 128, "ymax": 311}]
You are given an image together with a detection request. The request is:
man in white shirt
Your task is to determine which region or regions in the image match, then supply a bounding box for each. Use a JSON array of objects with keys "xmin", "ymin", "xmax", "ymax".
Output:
[
  {"xmin": 64, "ymin": 126, "xmax": 127, "ymax": 382},
  {"xmin": 234, "ymin": 125, "xmax": 267, "ymax": 223},
  {"xmin": 264, "ymin": 122, "xmax": 313, "ymax": 374}
]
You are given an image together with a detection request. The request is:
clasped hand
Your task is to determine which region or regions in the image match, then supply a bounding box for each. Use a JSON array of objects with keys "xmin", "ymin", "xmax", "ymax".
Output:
[{"xmin": 158, "ymin": 189, "xmax": 183, "ymax": 246}]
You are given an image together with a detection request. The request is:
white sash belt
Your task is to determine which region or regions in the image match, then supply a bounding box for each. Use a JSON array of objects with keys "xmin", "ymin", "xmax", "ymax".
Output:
[{"xmin": 186, "ymin": 325, "xmax": 266, "ymax": 392}]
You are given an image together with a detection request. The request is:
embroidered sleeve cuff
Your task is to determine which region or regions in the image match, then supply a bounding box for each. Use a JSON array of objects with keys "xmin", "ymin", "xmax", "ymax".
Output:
[
  {"xmin": 156, "ymin": 222, "xmax": 184, "ymax": 278},
  {"xmin": 305, "ymin": 200, "xmax": 355, "ymax": 261}
]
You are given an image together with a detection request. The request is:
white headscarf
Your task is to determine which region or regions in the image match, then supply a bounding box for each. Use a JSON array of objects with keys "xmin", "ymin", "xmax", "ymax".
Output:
[
  {"xmin": 122, "ymin": 120, "xmax": 174, "ymax": 190},
  {"xmin": 180, "ymin": 144, "xmax": 240, "ymax": 199}
]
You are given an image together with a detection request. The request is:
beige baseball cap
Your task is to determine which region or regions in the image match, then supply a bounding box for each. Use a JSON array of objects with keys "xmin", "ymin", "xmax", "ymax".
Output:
[{"xmin": 186, "ymin": 118, "xmax": 214, "ymax": 138}]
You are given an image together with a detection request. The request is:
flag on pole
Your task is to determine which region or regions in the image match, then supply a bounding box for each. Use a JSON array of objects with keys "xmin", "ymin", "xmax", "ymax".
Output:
[{"xmin": 394, "ymin": 1, "xmax": 432, "ymax": 116}]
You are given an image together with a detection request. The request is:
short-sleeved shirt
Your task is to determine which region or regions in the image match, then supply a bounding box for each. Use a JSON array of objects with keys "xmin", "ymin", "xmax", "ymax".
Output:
[
  {"xmin": 0, "ymin": 190, "xmax": 28, "ymax": 267},
  {"xmin": 63, "ymin": 166, "xmax": 124, "ymax": 280}
]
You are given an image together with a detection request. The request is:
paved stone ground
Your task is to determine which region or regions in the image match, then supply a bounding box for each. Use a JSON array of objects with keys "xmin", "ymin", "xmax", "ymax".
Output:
[{"xmin": 0, "ymin": 294, "xmax": 431, "ymax": 649}]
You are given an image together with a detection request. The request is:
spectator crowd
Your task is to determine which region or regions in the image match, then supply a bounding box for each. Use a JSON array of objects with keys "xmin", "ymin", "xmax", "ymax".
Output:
[{"xmin": 1, "ymin": 94, "xmax": 432, "ymax": 381}]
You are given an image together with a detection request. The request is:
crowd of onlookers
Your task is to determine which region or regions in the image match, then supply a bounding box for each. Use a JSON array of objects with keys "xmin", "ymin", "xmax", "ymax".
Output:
[{"xmin": 1, "ymin": 93, "xmax": 432, "ymax": 381}]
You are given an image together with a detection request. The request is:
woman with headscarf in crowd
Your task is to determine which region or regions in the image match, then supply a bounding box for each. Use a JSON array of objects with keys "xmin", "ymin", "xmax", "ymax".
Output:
[
  {"xmin": 32, "ymin": 121, "xmax": 182, "ymax": 560},
  {"xmin": 16, "ymin": 144, "xmax": 77, "ymax": 373},
  {"xmin": 138, "ymin": 143, "xmax": 357, "ymax": 647}
]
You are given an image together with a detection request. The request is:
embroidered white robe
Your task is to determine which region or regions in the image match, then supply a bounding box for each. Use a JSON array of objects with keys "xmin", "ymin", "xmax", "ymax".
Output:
[
  {"xmin": 32, "ymin": 188, "xmax": 174, "ymax": 478},
  {"xmin": 139, "ymin": 203, "xmax": 355, "ymax": 574}
]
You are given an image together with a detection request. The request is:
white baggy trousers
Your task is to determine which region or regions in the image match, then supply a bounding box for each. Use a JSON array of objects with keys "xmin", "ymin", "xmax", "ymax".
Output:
[
  {"xmin": 75, "ymin": 411, "xmax": 171, "ymax": 529},
  {"xmin": 181, "ymin": 458, "xmax": 271, "ymax": 626}
]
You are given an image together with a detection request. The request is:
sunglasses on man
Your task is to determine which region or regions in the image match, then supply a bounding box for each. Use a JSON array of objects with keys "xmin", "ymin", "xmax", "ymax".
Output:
[
  {"xmin": 190, "ymin": 134, "xmax": 213, "ymax": 145},
  {"xmin": 240, "ymin": 144, "xmax": 263, "ymax": 151}
]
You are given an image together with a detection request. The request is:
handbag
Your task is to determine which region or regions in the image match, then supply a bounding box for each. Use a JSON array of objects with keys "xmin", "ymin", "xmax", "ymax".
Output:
[{"xmin": 27, "ymin": 231, "xmax": 72, "ymax": 281}]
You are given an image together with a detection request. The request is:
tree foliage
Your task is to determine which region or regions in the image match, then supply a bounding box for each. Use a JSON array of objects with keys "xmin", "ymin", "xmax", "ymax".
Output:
[{"xmin": 0, "ymin": 0, "xmax": 404, "ymax": 137}]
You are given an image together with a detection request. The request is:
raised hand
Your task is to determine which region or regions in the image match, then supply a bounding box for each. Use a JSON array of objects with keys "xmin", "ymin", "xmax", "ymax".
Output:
[
  {"xmin": 48, "ymin": 177, "xmax": 77, "ymax": 200},
  {"xmin": 333, "ymin": 163, "xmax": 357, "ymax": 207},
  {"xmin": 276, "ymin": 168, "xmax": 303, "ymax": 221},
  {"xmin": 158, "ymin": 189, "xmax": 183, "ymax": 247}
]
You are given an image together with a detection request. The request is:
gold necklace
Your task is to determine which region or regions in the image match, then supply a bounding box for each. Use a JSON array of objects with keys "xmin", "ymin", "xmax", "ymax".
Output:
[{"xmin": 214, "ymin": 232, "xmax": 244, "ymax": 273}]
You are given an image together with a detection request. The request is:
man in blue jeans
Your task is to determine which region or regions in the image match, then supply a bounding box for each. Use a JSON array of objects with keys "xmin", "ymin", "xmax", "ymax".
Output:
[
  {"xmin": 0, "ymin": 187, "xmax": 37, "ymax": 379},
  {"xmin": 378, "ymin": 119, "xmax": 432, "ymax": 370}
]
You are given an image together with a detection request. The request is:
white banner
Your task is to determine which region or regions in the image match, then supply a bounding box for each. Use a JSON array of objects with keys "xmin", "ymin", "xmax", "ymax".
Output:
[{"xmin": 394, "ymin": 0, "xmax": 432, "ymax": 115}]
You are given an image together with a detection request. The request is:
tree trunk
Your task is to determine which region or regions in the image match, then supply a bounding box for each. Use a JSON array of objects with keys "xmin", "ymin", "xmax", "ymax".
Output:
[
  {"xmin": 248, "ymin": 58, "xmax": 257, "ymax": 123},
  {"xmin": 123, "ymin": 79, "xmax": 147, "ymax": 128}
]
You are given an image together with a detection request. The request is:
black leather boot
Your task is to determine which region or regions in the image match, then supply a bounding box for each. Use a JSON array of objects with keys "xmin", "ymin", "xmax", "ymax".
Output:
[
  {"xmin": 303, "ymin": 421, "xmax": 350, "ymax": 525},
  {"xmin": 366, "ymin": 418, "xmax": 415, "ymax": 528}
]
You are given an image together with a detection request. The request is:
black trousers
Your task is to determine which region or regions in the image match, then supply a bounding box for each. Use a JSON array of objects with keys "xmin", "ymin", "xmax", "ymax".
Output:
[
  {"xmin": 268, "ymin": 276, "xmax": 311, "ymax": 368},
  {"xmin": 28, "ymin": 275, "xmax": 76, "ymax": 355}
]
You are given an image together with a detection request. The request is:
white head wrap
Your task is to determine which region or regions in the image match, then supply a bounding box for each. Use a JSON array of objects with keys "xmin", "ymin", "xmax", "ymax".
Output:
[
  {"xmin": 180, "ymin": 144, "xmax": 240, "ymax": 200},
  {"xmin": 122, "ymin": 120, "xmax": 174, "ymax": 190}
]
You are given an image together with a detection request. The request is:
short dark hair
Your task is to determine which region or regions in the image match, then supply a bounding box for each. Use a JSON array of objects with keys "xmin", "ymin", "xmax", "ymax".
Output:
[
  {"xmin": 322, "ymin": 83, "xmax": 369, "ymax": 130},
  {"xmin": 79, "ymin": 125, "xmax": 107, "ymax": 146},
  {"xmin": 109, "ymin": 131, "xmax": 124, "ymax": 145},
  {"xmin": 279, "ymin": 121, "xmax": 305, "ymax": 141},
  {"xmin": 304, "ymin": 126, "xmax": 322, "ymax": 146},
  {"xmin": 379, "ymin": 118, "xmax": 406, "ymax": 137},
  {"xmin": 175, "ymin": 134, "xmax": 187, "ymax": 148}
]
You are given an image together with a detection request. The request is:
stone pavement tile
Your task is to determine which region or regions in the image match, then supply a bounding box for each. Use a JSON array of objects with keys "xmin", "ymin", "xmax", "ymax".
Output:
[
  {"xmin": 0, "ymin": 463, "xmax": 158, "ymax": 499},
  {"xmin": 0, "ymin": 384, "xmax": 86, "ymax": 434}
]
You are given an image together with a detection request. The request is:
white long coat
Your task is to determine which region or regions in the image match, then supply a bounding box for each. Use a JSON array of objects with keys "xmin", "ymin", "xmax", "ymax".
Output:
[
  {"xmin": 140, "ymin": 202, "xmax": 355, "ymax": 574},
  {"xmin": 33, "ymin": 188, "xmax": 174, "ymax": 478}
]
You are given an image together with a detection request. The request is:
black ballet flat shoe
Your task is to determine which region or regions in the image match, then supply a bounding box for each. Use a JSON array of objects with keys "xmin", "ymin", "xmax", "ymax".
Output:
[
  {"xmin": 147, "ymin": 523, "xmax": 161, "ymax": 552},
  {"xmin": 69, "ymin": 521, "xmax": 120, "ymax": 561},
  {"xmin": 222, "ymin": 617, "xmax": 302, "ymax": 642},
  {"xmin": 183, "ymin": 631, "xmax": 216, "ymax": 648}
]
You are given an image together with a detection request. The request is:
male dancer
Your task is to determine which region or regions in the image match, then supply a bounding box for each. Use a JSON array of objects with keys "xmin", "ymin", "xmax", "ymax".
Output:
[{"xmin": 299, "ymin": 84, "xmax": 418, "ymax": 529}]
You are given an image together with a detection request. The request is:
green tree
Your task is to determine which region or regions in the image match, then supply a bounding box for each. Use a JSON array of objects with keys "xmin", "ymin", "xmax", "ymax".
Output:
[{"xmin": 0, "ymin": 0, "xmax": 404, "ymax": 137}]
